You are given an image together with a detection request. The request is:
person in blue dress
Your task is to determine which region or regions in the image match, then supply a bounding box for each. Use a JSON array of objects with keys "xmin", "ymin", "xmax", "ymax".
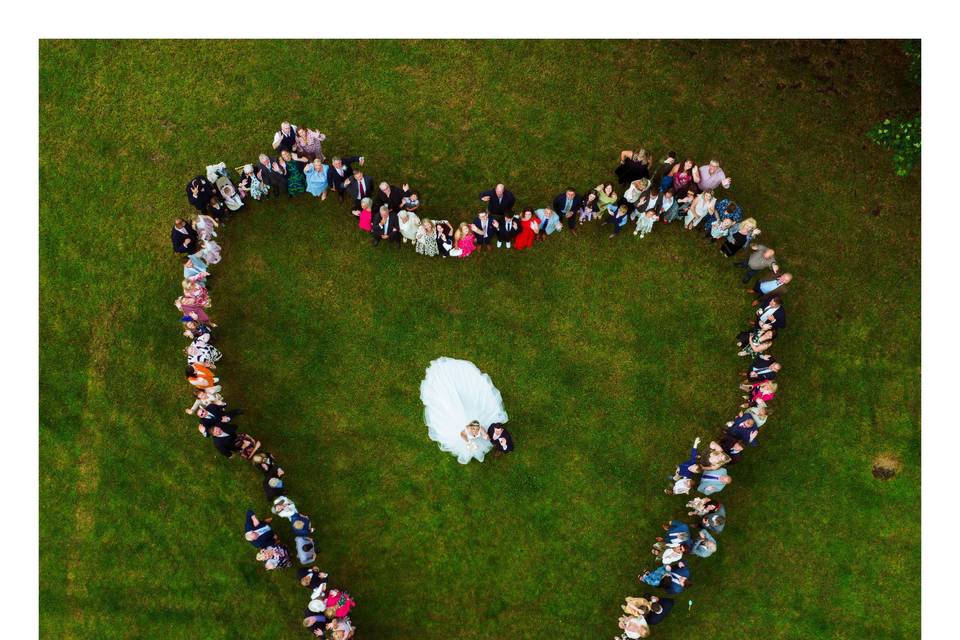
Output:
[{"xmin": 304, "ymin": 158, "xmax": 330, "ymax": 200}]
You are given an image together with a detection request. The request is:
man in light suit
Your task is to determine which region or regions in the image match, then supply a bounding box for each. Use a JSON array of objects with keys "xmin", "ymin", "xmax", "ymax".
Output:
[{"xmin": 470, "ymin": 211, "xmax": 495, "ymax": 251}]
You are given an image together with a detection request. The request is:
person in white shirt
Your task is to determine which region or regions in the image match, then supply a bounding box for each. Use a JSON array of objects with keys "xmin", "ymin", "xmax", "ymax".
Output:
[{"xmin": 271, "ymin": 121, "xmax": 298, "ymax": 153}]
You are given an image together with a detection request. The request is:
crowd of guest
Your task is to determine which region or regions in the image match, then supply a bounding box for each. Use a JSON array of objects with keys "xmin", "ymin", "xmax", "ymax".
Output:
[
  {"xmin": 172, "ymin": 124, "xmax": 795, "ymax": 638},
  {"xmin": 173, "ymin": 121, "xmax": 360, "ymax": 638},
  {"xmin": 612, "ymin": 150, "xmax": 789, "ymax": 638}
]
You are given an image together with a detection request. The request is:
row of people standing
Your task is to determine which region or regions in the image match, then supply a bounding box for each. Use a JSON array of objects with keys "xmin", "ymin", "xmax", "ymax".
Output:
[
  {"xmin": 615, "ymin": 149, "xmax": 792, "ymax": 639},
  {"xmin": 175, "ymin": 121, "xmax": 359, "ymax": 639}
]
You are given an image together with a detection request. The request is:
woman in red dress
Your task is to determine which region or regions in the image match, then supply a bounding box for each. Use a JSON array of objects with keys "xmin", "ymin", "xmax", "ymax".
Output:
[{"xmin": 514, "ymin": 208, "xmax": 539, "ymax": 250}]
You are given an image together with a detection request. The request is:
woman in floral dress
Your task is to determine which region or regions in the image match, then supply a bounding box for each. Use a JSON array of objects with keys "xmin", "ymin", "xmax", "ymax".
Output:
[
  {"xmin": 294, "ymin": 126, "xmax": 326, "ymax": 162},
  {"xmin": 415, "ymin": 219, "xmax": 439, "ymax": 256}
]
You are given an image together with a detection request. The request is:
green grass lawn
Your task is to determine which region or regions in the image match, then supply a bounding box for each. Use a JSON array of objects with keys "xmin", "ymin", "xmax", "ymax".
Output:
[{"xmin": 39, "ymin": 40, "xmax": 921, "ymax": 639}]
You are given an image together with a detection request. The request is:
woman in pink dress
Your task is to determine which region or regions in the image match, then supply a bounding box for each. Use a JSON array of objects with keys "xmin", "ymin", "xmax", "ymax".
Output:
[
  {"xmin": 176, "ymin": 295, "xmax": 210, "ymax": 324},
  {"xmin": 353, "ymin": 196, "xmax": 373, "ymax": 233},
  {"xmin": 455, "ymin": 222, "xmax": 476, "ymax": 257}
]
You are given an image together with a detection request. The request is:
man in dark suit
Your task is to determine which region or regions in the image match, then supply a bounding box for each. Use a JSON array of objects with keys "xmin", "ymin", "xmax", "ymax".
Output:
[
  {"xmin": 479, "ymin": 183, "xmax": 516, "ymax": 216},
  {"xmin": 553, "ymin": 188, "xmax": 583, "ymax": 232},
  {"xmin": 326, "ymin": 155, "xmax": 364, "ymax": 201},
  {"xmin": 372, "ymin": 206, "xmax": 401, "ymax": 248},
  {"xmin": 343, "ymin": 167, "xmax": 375, "ymax": 210},
  {"xmin": 244, "ymin": 510, "xmax": 278, "ymax": 550},
  {"xmin": 197, "ymin": 403, "xmax": 241, "ymax": 433},
  {"xmin": 743, "ymin": 359, "xmax": 781, "ymax": 382},
  {"xmin": 753, "ymin": 296, "xmax": 786, "ymax": 329},
  {"xmin": 171, "ymin": 218, "xmax": 198, "ymax": 254},
  {"xmin": 186, "ymin": 176, "xmax": 214, "ymax": 212},
  {"xmin": 376, "ymin": 181, "xmax": 411, "ymax": 213},
  {"xmin": 207, "ymin": 423, "xmax": 239, "ymax": 457},
  {"xmin": 255, "ymin": 153, "xmax": 286, "ymax": 198},
  {"xmin": 470, "ymin": 211, "xmax": 495, "ymax": 251},
  {"xmin": 487, "ymin": 423, "xmax": 514, "ymax": 454},
  {"xmin": 645, "ymin": 595, "xmax": 675, "ymax": 626},
  {"xmin": 493, "ymin": 211, "xmax": 520, "ymax": 249}
]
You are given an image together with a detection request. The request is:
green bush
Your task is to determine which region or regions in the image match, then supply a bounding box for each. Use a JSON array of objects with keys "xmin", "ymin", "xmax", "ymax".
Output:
[
  {"xmin": 869, "ymin": 41, "xmax": 920, "ymax": 176},
  {"xmin": 868, "ymin": 115, "xmax": 921, "ymax": 177}
]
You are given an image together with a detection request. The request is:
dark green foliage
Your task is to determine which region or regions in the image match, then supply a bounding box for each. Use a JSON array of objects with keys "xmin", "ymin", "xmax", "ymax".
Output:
[
  {"xmin": 868, "ymin": 40, "xmax": 921, "ymax": 176},
  {"xmin": 868, "ymin": 115, "xmax": 921, "ymax": 177}
]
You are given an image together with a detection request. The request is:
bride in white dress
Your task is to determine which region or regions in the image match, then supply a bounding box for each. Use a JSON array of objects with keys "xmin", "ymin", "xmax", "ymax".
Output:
[{"xmin": 419, "ymin": 357, "xmax": 508, "ymax": 464}]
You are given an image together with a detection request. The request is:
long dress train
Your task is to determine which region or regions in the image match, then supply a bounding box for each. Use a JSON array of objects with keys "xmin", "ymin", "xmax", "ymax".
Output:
[{"xmin": 419, "ymin": 357, "xmax": 508, "ymax": 464}]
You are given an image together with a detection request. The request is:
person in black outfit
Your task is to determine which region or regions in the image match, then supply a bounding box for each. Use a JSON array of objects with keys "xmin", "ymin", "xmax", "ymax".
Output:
[
  {"xmin": 614, "ymin": 149, "xmax": 651, "ymax": 186},
  {"xmin": 372, "ymin": 206, "xmax": 401, "ymax": 248},
  {"xmin": 644, "ymin": 595, "xmax": 675, "ymax": 626},
  {"xmin": 196, "ymin": 403, "xmax": 241, "ymax": 432},
  {"xmin": 213, "ymin": 424, "xmax": 240, "ymax": 457},
  {"xmin": 493, "ymin": 211, "xmax": 521, "ymax": 248},
  {"xmin": 487, "ymin": 423, "xmax": 514, "ymax": 454},
  {"xmin": 272, "ymin": 121, "xmax": 297, "ymax": 153},
  {"xmin": 326, "ymin": 155, "xmax": 364, "ymax": 201},
  {"xmin": 171, "ymin": 218, "xmax": 198, "ymax": 254},
  {"xmin": 435, "ymin": 221, "xmax": 454, "ymax": 256},
  {"xmin": 298, "ymin": 566, "xmax": 329, "ymax": 592},
  {"xmin": 479, "ymin": 184, "xmax": 516, "ymax": 216},
  {"xmin": 302, "ymin": 611, "xmax": 328, "ymax": 637},
  {"xmin": 255, "ymin": 153, "xmax": 287, "ymax": 198},
  {"xmin": 252, "ymin": 451, "xmax": 284, "ymax": 478},
  {"xmin": 186, "ymin": 176, "xmax": 214, "ymax": 213},
  {"xmin": 244, "ymin": 510, "xmax": 278, "ymax": 549},
  {"xmin": 753, "ymin": 297, "xmax": 786, "ymax": 330},
  {"xmin": 376, "ymin": 181, "xmax": 411, "ymax": 214},
  {"xmin": 651, "ymin": 151, "xmax": 678, "ymax": 190},
  {"xmin": 742, "ymin": 357, "xmax": 781, "ymax": 382},
  {"xmin": 343, "ymin": 167, "xmax": 375, "ymax": 210}
]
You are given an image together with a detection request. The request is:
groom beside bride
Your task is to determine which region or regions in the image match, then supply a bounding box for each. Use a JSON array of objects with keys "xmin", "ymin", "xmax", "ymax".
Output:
[
  {"xmin": 461, "ymin": 420, "xmax": 514, "ymax": 457},
  {"xmin": 421, "ymin": 358, "xmax": 515, "ymax": 464}
]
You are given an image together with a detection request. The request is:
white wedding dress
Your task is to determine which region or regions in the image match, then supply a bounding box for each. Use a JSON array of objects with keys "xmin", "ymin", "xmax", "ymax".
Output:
[{"xmin": 419, "ymin": 357, "xmax": 508, "ymax": 464}]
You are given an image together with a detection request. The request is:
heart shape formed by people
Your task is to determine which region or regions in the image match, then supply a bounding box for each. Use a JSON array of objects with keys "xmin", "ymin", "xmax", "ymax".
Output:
[{"xmin": 178, "ymin": 155, "xmax": 784, "ymax": 639}]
